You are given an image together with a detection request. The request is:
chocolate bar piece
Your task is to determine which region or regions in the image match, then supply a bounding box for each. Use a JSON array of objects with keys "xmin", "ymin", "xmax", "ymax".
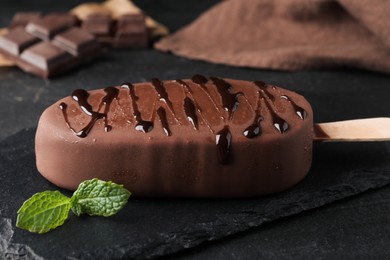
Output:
[
  {"xmin": 0, "ymin": 27, "xmax": 40, "ymax": 55},
  {"xmin": 0, "ymin": 16, "xmax": 102, "ymax": 78},
  {"xmin": 35, "ymin": 76, "xmax": 313, "ymax": 197},
  {"xmin": 81, "ymin": 14, "xmax": 112, "ymax": 38},
  {"xmin": 82, "ymin": 13, "xmax": 148, "ymax": 48},
  {"xmin": 10, "ymin": 12, "xmax": 42, "ymax": 28},
  {"xmin": 26, "ymin": 14, "xmax": 78, "ymax": 40},
  {"xmin": 20, "ymin": 41, "xmax": 72, "ymax": 71}
]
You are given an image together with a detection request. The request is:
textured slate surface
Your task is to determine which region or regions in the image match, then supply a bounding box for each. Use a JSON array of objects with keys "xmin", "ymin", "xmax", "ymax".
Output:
[
  {"xmin": 169, "ymin": 181, "xmax": 390, "ymax": 259},
  {"xmin": 0, "ymin": 128, "xmax": 389, "ymax": 259}
]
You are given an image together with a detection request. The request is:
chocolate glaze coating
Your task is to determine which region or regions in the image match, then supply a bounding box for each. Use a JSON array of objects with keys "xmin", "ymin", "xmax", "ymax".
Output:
[{"xmin": 35, "ymin": 77, "xmax": 313, "ymax": 197}]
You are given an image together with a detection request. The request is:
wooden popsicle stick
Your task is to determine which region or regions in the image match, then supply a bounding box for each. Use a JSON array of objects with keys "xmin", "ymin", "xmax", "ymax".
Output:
[{"xmin": 313, "ymin": 117, "xmax": 390, "ymax": 142}]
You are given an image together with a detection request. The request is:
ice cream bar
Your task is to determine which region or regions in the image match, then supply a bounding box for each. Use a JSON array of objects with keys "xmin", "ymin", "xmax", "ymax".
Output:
[
  {"xmin": 0, "ymin": 14, "xmax": 102, "ymax": 78},
  {"xmin": 35, "ymin": 76, "xmax": 314, "ymax": 197}
]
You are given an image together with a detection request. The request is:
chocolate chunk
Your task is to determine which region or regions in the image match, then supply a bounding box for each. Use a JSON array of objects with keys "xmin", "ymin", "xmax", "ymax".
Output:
[
  {"xmin": 44, "ymin": 13, "xmax": 79, "ymax": 27},
  {"xmin": 81, "ymin": 14, "xmax": 113, "ymax": 38},
  {"xmin": 0, "ymin": 16, "xmax": 102, "ymax": 78},
  {"xmin": 26, "ymin": 15, "xmax": 73, "ymax": 40},
  {"xmin": 114, "ymin": 14, "xmax": 148, "ymax": 48},
  {"xmin": 0, "ymin": 27, "xmax": 39, "ymax": 55},
  {"xmin": 10, "ymin": 12, "xmax": 42, "ymax": 28},
  {"xmin": 53, "ymin": 28, "xmax": 99, "ymax": 56},
  {"xmin": 82, "ymin": 13, "xmax": 148, "ymax": 48},
  {"xmin": 20, "ymin": 41, "xmax": 72, "ymax": 70}
]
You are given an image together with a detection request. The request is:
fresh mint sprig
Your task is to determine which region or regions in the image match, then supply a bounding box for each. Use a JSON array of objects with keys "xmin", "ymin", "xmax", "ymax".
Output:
[{"xmin": 16, "ymin": 178, "xmax": 131, "ymax": 234}]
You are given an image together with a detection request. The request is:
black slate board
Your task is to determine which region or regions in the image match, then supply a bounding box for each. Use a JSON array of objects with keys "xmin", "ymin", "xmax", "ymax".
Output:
[{"xmin": 0, "ymin": 128, "xmax": 389, "ymax": 259}]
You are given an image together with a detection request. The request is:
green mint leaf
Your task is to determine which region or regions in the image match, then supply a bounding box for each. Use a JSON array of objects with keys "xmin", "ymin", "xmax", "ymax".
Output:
[
  {"xmin": 16, "ymin": 191, "xmax": 71, "ymax": 234},
  {"xmin": 16, "ymin": 179, "xmax": 131, "ymax": 234},
  {"xmin": 70, "ymin": 178, "xmax": 131, "ymax": 217}
]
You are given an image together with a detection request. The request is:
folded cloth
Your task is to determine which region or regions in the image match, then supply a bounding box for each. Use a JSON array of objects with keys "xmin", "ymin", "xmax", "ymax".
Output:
[{"xmin": 155, "ymin": 0, "xmax": 390, "ymax": 74}]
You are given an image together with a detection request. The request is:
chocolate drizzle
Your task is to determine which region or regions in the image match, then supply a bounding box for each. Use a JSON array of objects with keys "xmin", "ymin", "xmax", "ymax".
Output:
[
  {"xmin": 241, "ymin": 81, "xmax": 266, "ymax": 138},
  {"xmin": 156, "ymin": 107, "xmax": 171, "ymax": 136},
  {"xmin": 216, "ymin": 125, "xmax": 231, "ymax": 164},
  {"xmin": 151, "ymin": 78, "xmax": 180, "ymax": 124},
  {"xmin": 281, "ymin": 95, "xmax": 307, "ymax": 120},
  {"xmin": 209, "ymin": 77, "xmax": 239, "ymax": 118},
  {"xmin": 176, "ymin": 79, "xmax": 215, "ymax": 134},
  {"xmin": 191, "ymin": 74, "xmax": 208, "ymax": 88},
  {"xmin": 59, "ymin": 102, "xmax": 75, "ymax": 133},
  {"xmin": 254, "ymin": 81, "xmax": 289, "ymax": 134},
  {"xmin": 60, "ymin": 77, "xmax": 309, "ymax": 164},
  {"xmin": 183, "ymin": 97, "xmax": 198, "ymax": 130},
  {"xmin": 260, "ymin": 82, "xmax": 276, "ymax": 102},
  {"xmin": 100, "ymin": 87, "xmax": 119, "ymax": 132},
  {"xmin": 69, "ymin": 87, "xmax": 118, "ymax": 138},
  {"xmin": 243, "ymin": 114, "xmax": 263, "ymax": 138},
  {"xmin": 203, "ymin": 76, "xmax": 239, "ymax": 163},
  {"xmin": 191, "ymin": 74, "xmax": 222, "ymax": 115},
  {"xmin": 121, "ymin": 82, "xmax": 154, "ymax": 133}
]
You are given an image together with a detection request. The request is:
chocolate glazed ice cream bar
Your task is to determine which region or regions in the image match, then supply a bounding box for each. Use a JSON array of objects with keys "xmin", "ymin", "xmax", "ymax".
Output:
[{"xmin": 35, "ymin": 76, "xmax": 390, "ymax": 197}]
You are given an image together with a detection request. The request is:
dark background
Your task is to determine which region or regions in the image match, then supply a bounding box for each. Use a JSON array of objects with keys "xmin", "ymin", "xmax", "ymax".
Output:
[{"xmin": 0, "ymin": 0, "xmax": 390, "ymax": 259}]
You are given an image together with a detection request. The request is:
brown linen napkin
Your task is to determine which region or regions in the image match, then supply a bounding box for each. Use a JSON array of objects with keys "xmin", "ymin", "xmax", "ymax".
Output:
[{"xmin": 155, "ymin": 0, "xmax": 390, "ymax": 74}]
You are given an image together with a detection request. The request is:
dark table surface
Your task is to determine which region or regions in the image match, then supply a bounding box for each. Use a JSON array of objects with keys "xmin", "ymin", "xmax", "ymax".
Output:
[{"xmin": 0, "ymin": 0, "xmax": 390, "ymax": 259}]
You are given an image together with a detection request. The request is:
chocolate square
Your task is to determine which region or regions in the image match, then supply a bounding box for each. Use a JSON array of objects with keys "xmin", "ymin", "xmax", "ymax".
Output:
[
  {"xmin": 10, "ymin": 12, "xmax": 42, "ymax": 28},
  {"xmin": 114, "ymin": 14, "xmax": 148, "ymax": 48},
  {"xmin": 53, "ymin": 28, "xmax": 98, "ymax": 56},
  {"xmin": 20, "ymin": 41, "xmax": 72, "ymax": 70},
  {"xmin": 81, "ymin": 14, "xmax": 113, "ymax": 37},
  {"xmin": 44, "ymin": 13, "xmax": 79, "ymax": 27},
  {"xmin": 26, "ymin": 15, "xmax": 72, "ymax": 40},
  {"xmin": 0, "ymin": 27, "xmax": 40, "ymax": 55}
]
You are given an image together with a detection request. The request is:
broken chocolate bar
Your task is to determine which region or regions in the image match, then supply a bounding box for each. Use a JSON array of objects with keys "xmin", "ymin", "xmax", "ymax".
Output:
[
  {"xmin": 35, "ymin": 76, "xmax": 314, "ymax": 197},
  {"xmin": 0, "ymin": 14, "xmax": 102, "ymax": 78},
  {"xmin": 9, "ymin": 12, "xmax": 149, "ymax": 49}
]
